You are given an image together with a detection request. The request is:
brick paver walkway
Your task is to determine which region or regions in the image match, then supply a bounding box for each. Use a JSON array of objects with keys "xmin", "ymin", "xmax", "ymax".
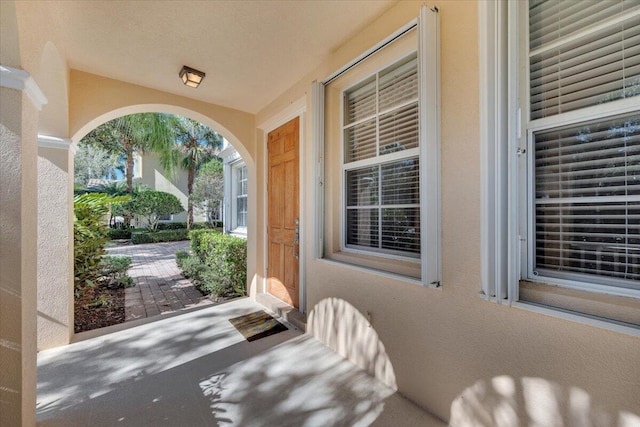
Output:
[{"xmin": 106, "ymin": 241, "xmax": 212, "ymax": 321}]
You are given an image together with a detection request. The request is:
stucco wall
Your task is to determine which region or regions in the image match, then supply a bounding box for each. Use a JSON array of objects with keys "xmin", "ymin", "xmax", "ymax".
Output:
[
  {"xmin": 37, "ymin": 146, "xmax": 74, "ymax": 351},
  {"xmin": 138, "ymin": 152, "xmax": 204, "ymax": 225},
  {"xmin": 257, "ymin": 1, "xmax": 640, "ymax": 424}
]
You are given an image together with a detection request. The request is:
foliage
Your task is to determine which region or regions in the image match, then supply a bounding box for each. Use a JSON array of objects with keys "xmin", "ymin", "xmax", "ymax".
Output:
[
  {"xmin": 74, "ymin": 193, "xmax": 129, "ymax": 294},
  {"xmin": 81, "ymin": 113, "xmax": 178, "ymax": 196},
  {"xmin": 99, "ymin": 256, "xmax": 134, "ymax": 288},
  {"xmin": 108, "ymin": 228, "xmax": 132, "ymax": 239},
  {"xmin": 179, "ymin": 256, "xmax": 208, "ymax": 281},
  {"xmin": 191, "ymin": 158, "xmax": 224, "ymax": 225},
  {"xmin": 183, "ymin": 230, "xmax": 247, "ymax": 297},
  {"xmin": 74, "ymin": 142, "xmax": 123, "ymax": 186},
  {"xmin": 158, "ymin": 117, "xmax": 224, "ymax": 228},
  {"xmin": 131, "ymin": 229, "xmax": 190, "ymax": 244},
  {"xmin": 154, "ymin": 222, "xmax": 215, "ymax": 230},
  {"xmin": 175, "ymin": 250, "xmax": 190, "ymax": 269},
  {"xmin": 124, "ymin": 190, "xmax": 184, "ymax": 231}
]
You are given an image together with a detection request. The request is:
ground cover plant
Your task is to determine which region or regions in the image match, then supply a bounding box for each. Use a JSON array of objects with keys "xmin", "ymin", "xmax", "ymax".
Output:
[{"xmin": 74, "ymin": 193, "xmax": 134, "ymax": 332}]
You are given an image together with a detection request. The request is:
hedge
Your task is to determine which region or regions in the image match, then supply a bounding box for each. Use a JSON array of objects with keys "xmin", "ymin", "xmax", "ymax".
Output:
[
  {"xmin": 155, "ymin": 222, "xmax": 218, "ymax": 231},
  {"xmin": 187, "ymin": 230, "xmax": 247, "ymax": 297},
  {"xmin": 131, "ymin": 229, "xmax": 190, "ymax": 244},
  {"xmin": 108, "ymin": 228, "xmax": 132, "ymax": 239}
]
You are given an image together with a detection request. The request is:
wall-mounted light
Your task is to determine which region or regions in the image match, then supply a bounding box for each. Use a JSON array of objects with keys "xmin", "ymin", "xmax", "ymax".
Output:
[{"xmin": 179, "ymin": 65, "xmax": 205, "ymax": 88}]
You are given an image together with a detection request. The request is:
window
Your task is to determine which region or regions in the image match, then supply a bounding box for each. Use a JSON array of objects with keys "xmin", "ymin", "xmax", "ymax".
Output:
[
  {"xmin": 235, "ymin": 165, "xmax": 248, "ymax": 229},
  {"xmin": 524, "ymin": 0, "xmax": 640, "ymax": 293},
  {"xmin": 226, "ymin": 161, "xmax": 247, "ymax": 234},
  {"xmin": 344, "ymin": 54, "xmax": 421, "ymax": 257},
  {"xmin": 318, "ymin": 6, "xmax": 440, "ymax": 285},
  {"xmin": 480, "ymin": 0, "xmax": 640, "ymax": 329}
]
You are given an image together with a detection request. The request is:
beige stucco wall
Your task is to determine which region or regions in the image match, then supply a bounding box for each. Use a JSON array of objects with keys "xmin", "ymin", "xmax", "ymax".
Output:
[
  {"xmin": 0, "ymin": 90, "xmax": 40, "ymax": 427},
  {"xmin": 1, "ymin": 2, "xmax": 40, "ymax": 425},
  {"xmin": 257, "ymin": 1, "xmax": 640, "ymax": 425},
  {"xmin": 37, "ymin": 146, "xmax": 74, "ymax": 351}
]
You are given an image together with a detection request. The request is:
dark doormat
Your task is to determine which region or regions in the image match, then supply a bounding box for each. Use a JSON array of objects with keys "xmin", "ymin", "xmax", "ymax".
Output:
[{"xmin": 229, "ymin": 310, "xmax": 288, "ymax": 342}]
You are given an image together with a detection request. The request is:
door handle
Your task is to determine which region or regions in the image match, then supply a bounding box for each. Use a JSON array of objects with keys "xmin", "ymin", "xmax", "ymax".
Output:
[{"xmin": 293, "ymin": 218, "xmax": 299, "ymax": 260}]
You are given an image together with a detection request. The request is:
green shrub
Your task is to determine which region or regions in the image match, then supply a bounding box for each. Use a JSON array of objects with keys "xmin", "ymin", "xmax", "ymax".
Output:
[
  {"xmin": 99, "ymin": 255, "xmax": 134, "ymax": 288},
  {"xmin": 124, "ymin": 190, "xmax": 184, "ymax": 231},
  {"xmin": 155, "ymin": 222, "xmax": 215, "ymax": 230},
  {"xmin": 131, "ymin": 229, "xmax": 190, "ymax": 244},
  {"xmin": 189, "ymin": 229, "xmax": 220, "ymax": 256},
  {"xmin": 175, "ymin": 250, "xmax": 189, "ymax": 269},
  {"xmin": 156, "ymin": 222, "xmax": 187, "ymax": 230},
  {"xmin": 108, "ymin": 228, "xmax": 132, "ymax": 239},
  {"xmin": 74, "ymin": 193, "xmax": 128, "ymax": 294},
  {"xmin": 180, "ymin": 256, "xmax": 208, "ymax": 280},
  {"xmin": 186, "ymin": 230, "xmax": 247, "ymax": 297},
  {"xmin": 192, "ymin": 222, "xmax": 217, "ymax": 230}
]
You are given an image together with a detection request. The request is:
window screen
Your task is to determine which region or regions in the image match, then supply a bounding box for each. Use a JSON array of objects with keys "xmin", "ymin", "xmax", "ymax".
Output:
[{"xmin": 343, "ymin": 53, "xmax": 420, "ymax": 256}]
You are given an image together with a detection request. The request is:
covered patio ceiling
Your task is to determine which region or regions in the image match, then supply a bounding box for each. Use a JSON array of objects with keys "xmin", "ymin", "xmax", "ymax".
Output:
[{"xmin": 30, "ymin": 0, "xmax": 397, "ymax": 114}]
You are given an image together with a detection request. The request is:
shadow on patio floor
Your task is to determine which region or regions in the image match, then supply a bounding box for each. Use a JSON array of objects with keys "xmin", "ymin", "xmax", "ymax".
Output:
[{"xmin": 37, "ymin": 298, "xmax": 444, "ymax": 427}]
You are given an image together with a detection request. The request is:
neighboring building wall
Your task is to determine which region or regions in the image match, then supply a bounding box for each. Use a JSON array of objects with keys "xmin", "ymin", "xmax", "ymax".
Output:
[
  {"xmin": 136, "ymin": 152, "xmax": 206, "ymax": 224},
  {"xmin": 255, "ymin": 0, "xmax": 640, "ymax": 424}
]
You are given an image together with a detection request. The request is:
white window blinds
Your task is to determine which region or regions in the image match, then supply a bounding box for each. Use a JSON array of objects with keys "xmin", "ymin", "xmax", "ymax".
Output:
[
  {"xmin": 343, "ymin": 53, "xmax": 420, "ymax": 256},
  {"xmin": 528, "ymin": 0, "xmax": 640, "ymax": 290},
  {"xmin": 529, "ymin": 0, "xmax": 640, "ymax": 119},
  {"xmin": 534, "ymin": 113, "xmax": 640, "ymax": 287}
]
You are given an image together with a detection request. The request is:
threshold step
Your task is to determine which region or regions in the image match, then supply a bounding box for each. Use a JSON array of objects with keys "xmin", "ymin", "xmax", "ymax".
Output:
[{"xmin": 256, "ymin": 292, "xmax": 307, "ymax": 332}]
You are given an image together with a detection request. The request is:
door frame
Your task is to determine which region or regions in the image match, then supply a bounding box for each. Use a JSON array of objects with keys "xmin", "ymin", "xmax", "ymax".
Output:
[{"xmin": 258, "ymin": 97, "xmax": 307, "ymax": 313}]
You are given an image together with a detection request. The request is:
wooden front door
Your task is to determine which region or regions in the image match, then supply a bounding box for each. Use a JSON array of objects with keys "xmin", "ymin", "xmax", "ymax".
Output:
[{"xmin": 267, "ymin": 117, "xmax": 299, "ymax": 308}]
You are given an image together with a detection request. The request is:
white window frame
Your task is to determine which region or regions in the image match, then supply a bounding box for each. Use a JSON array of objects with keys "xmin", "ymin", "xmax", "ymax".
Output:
[
  {"xmin": 479, "ymin": 0, "xmax": 640, "ymax": 334},
  {"xmin": 230, "ymin": 161, "xmax": 247, "ymax": 235},
  {"xmin": 339, "ymin": 53, "xmax": 422, "ymax": 260},
  {"xmin": 314, "ymin": 5, "xmax": 440, "ymax": 287}
]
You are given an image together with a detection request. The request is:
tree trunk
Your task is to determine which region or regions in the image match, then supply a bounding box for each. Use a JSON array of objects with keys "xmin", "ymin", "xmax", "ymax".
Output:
[
  {"xmin": 187, "ymin": 165, "xmax": 195, "ymax": 230},
  {"xmin": 125, "ymin": 142, "xmax": 134, "ymax": 194}
]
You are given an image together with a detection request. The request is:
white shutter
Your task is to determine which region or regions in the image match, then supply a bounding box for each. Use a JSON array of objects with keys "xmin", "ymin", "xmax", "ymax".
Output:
[
  {"xmin": 529, "ymin": 2, "xmax": 640, "ymax": 120},
  {"xmin": 534, "ymin": 112, "xmax": 640, "ymax": 287}
]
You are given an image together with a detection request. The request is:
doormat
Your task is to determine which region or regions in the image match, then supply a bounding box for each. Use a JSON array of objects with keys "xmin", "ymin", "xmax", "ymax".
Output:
[{"xmin": 228, "ymin": 310, "xmax": 288, "ymax": 342}]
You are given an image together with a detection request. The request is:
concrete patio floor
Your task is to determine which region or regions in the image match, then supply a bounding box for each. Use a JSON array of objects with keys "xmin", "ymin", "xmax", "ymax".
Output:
[{"xmin": 37, "ymin": 298, "xmax": 445, "ymax": 427}]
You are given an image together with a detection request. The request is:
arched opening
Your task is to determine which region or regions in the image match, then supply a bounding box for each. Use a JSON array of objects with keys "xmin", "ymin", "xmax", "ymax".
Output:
[{"xmin": 70, "ymin": 106, "xmax": 255, "ymax": 333}]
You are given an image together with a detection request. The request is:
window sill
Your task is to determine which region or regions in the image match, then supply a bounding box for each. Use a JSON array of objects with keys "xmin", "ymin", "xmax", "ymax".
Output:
[
  {"xmin": 519, "ymin": 280, "xmax": 640, "ymax": 326},
  {"xmin": 511, "ymin": 300, "xmax": 640, "ymax": 338},
  {"xmin": 227, "ymin": 228, "xmax": 247, "ymax": 239},
  {"xmin": 317, "ymin": 257, "xmax": 432, "ymax": 288},
  {"xmin": 478, "ymin": 283, "xmax": 640, "ymax": 337},
  {"xmin": 328, "ymin": 249, "xmax": 421, "ymax": 280}
]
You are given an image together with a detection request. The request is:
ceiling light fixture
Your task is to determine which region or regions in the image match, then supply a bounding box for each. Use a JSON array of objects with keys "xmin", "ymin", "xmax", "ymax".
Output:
[{"xmin": 179, "ymin": 65, "xmax": 205, "ymax": 88}]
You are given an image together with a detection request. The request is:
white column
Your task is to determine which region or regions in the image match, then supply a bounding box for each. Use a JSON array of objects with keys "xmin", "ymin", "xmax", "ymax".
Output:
[{"xmin": 37, "ymin": 135, "xmax": 77, "ymax": 350}]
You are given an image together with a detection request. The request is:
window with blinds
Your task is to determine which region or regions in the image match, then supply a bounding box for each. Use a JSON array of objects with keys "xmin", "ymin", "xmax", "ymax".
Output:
[
  {"xmin": 528, "ymin": 0, "xmax": 640, "ymax": 290},
  {"xmin": 235, "ymin": 165, "xmax": 247, "ymax": 228},
  {"xmin": 343, "ymin": 53, "xmax": 420, "ymax": 256}
]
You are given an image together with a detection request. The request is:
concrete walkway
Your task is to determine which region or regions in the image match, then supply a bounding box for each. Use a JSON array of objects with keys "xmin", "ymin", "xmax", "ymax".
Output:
[
  {"xmin": 37, "ymin": 298, "xmax": 445, "ymax": 427},
  {"xmin": 106, "ymin": 241, "xmax": 212, "ymax": 321}
]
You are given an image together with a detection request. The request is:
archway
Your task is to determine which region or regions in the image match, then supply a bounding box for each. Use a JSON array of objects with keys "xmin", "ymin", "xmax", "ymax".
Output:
[{"xmin": 71, "ymin": 106, "xmax": 257, "ymax": 332}]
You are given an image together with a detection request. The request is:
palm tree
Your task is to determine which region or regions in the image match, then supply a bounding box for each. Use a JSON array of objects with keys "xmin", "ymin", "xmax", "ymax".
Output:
[
  {"xmin": 160, "ymin": 118, "xmax": 224, "ymax": 229},
  {"xmin": 82, "ymin": 113, "xmax": 177, "ymax": 194}
]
